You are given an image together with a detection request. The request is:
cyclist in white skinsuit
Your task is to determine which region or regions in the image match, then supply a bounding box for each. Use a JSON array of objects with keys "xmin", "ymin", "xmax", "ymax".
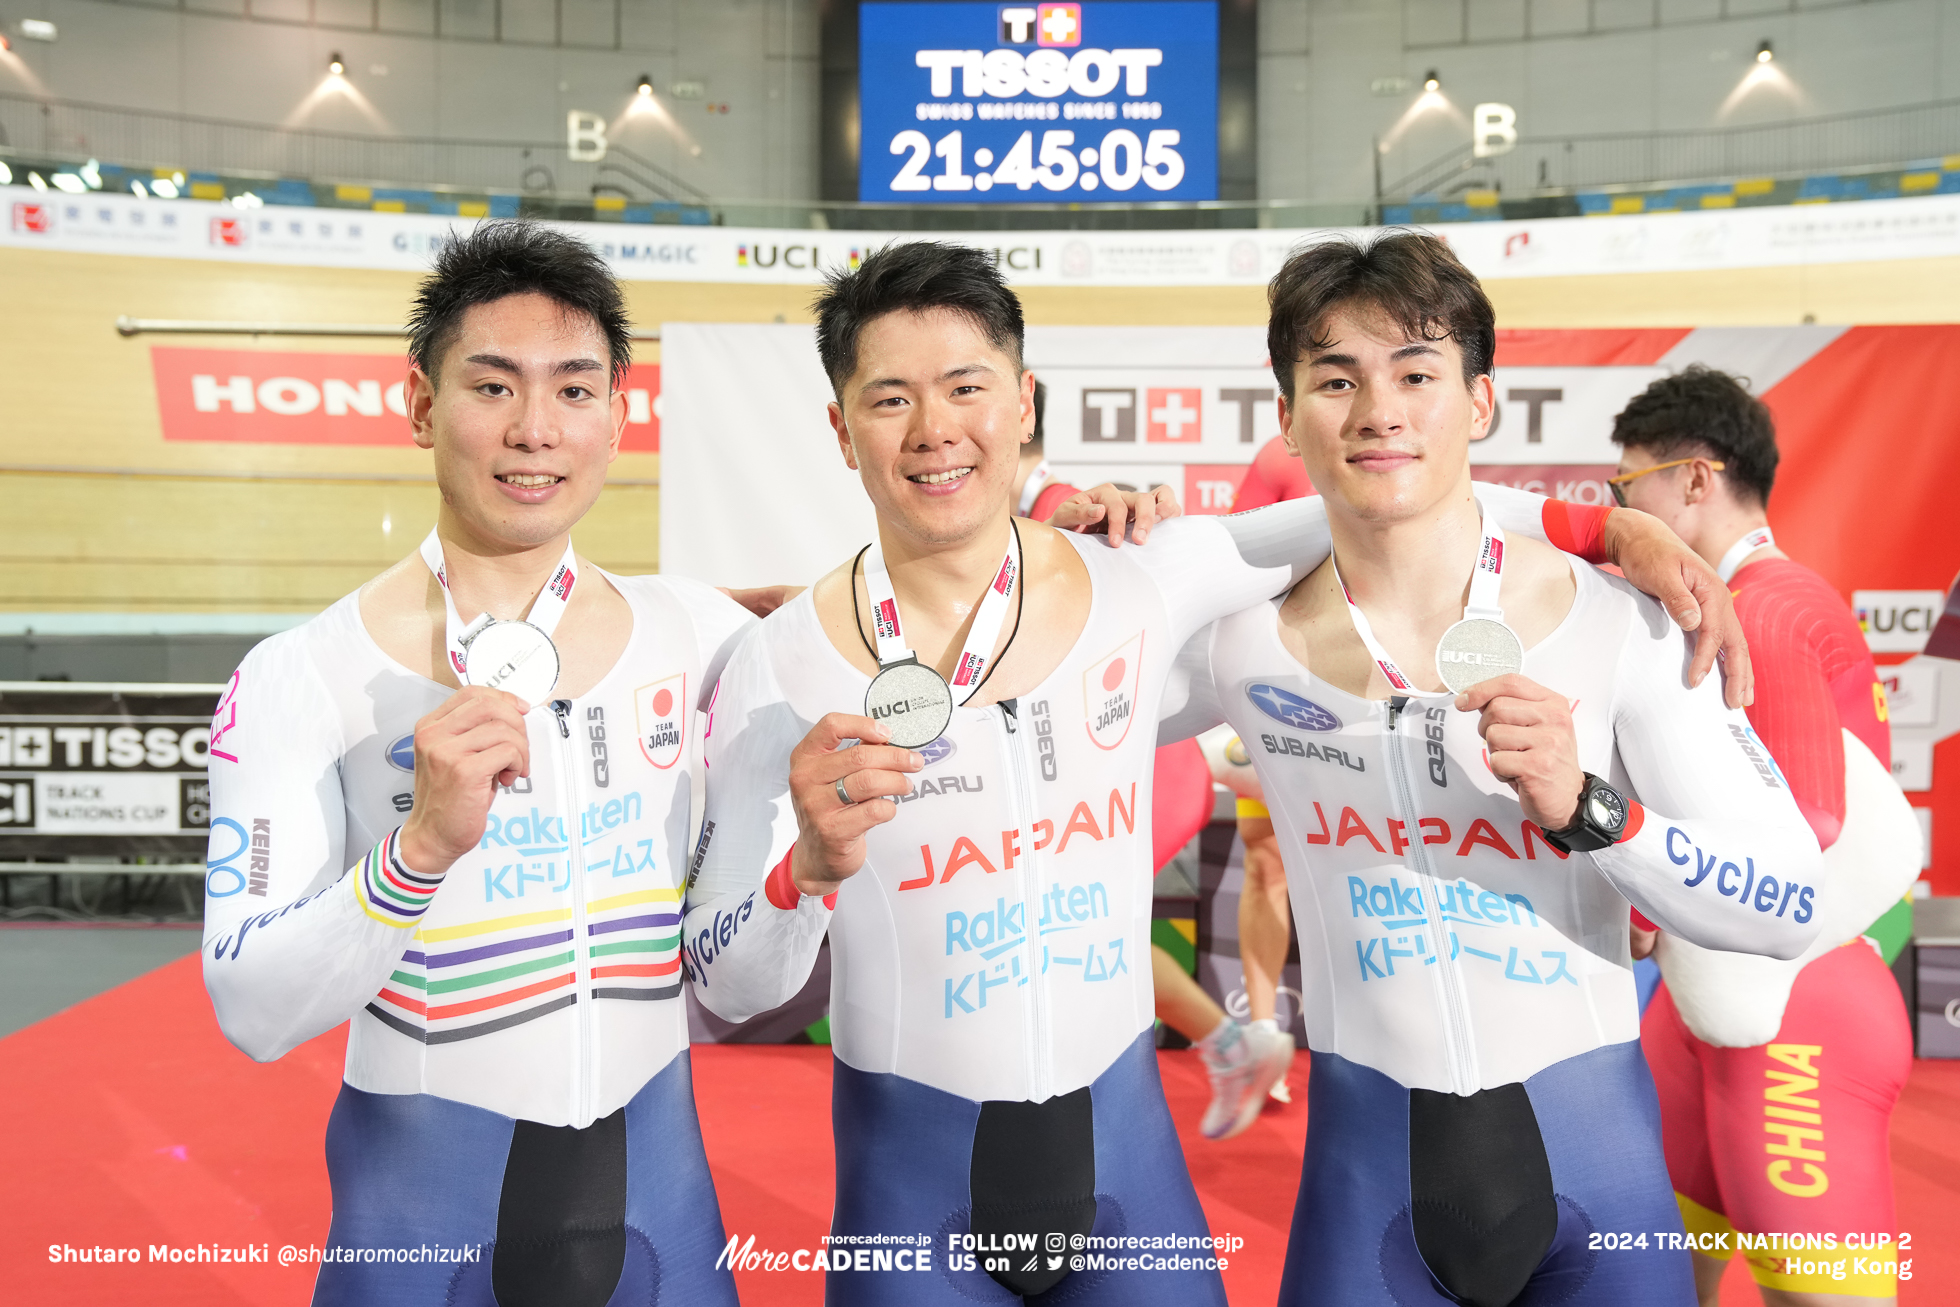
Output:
[
  {"xmin": 201, "ymin": 223, "xmax": 750, "ymax": 1307},
  {"xmin": 681, "ymin": 242, "xmax": 1753, "ymax": 1307},
  {"xmin": 1156, "ymin": 232, "xmax": 1824, "ymax": 1307}
]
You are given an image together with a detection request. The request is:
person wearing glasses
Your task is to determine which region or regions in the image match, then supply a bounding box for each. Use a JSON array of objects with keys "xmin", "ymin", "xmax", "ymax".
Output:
[{"xmin": 1611, "ymin": 366, "xmax": 1921, "ymax": 1307}]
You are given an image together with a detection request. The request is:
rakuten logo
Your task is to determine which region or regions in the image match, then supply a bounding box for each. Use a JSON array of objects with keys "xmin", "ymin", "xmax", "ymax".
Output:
[{"xmin": 150, "ymin": 347, "xmax": 661, "ymax": 451}]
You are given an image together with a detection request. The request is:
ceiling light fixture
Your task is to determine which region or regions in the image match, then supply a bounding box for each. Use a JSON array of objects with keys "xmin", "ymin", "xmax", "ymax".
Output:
[
  {"xmin": 1756, "ymin": 41, "xmax": 1773, "ymax": 63},
  {"xmin": 636, "ymin": 74, "xmax": 655, "ymax": 97},
  {"xmin": 328, "ymin": 52, "xmax": 345, "ymax": 76},
  {"xmin": 1423, "ymin": 70, "xmax": 1441, "ymax": 92},
  {"xmin": 20, "ymin": 18, "xmax": 57, "ymax": 41}
]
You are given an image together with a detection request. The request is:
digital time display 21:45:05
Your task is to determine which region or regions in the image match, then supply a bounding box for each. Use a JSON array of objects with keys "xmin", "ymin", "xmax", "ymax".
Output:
[{"xmin": 859, "ymin": 2, "xmax": 1219, "ymax": 204}]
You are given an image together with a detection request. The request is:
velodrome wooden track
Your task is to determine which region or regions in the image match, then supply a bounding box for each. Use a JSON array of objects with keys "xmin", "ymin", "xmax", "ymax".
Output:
[
  {"xmin": 7, "ymin": 244, "xmax": 1960, "ymax": 613},
  {"xmin": 1, "ymin": 947, "xmax": 1954, "ymax": 1305}
]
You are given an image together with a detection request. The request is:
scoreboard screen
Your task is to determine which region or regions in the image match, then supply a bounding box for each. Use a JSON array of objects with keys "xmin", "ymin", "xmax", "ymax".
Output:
[{"xmin": 859, "ymin": 2, "xmax": 1219, "ymax": 204}]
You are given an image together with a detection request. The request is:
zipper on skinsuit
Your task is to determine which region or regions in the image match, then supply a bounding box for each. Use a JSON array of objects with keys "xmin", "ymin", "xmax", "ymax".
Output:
[
  {"xmin": 552, "ymin": 699, "xmax": 595, "ymax": 1126},
  {"xmin": 998, "ymin": 699, "xmax": 1050, "ymax": 1101},
  {"xmin": 1383, "ymin": 696, "xmax": 1479, "ymax": 1096}
]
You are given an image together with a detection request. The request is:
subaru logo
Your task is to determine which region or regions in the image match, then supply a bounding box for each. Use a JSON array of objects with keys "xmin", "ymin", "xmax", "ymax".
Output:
[
  {"xmin": 386, "ymin": 733, "xmax": 416, "ymax": 772},
  {"xmin": 918, "ymin": 735, "xmax": 957, "ymax": 767},
  {"xmin": 1245, "ymin": 684, "xmax": 1342, "ymax": 733}
]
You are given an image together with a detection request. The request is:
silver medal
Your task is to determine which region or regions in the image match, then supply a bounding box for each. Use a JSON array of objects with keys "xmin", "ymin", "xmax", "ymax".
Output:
[
  {"xmin": 864, "ymin": 660, "xmax": 955, "ymax": 749},
  {"xmin": 463, "ymin": 618, "xmax": 561, "ymax": 706},
  {"xmin": 1434, "ymin": 617, "xmax": 1525, "ymax": 693}
]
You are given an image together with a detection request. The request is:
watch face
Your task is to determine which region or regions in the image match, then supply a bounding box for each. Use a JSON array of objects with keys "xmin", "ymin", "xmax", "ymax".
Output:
[{"xmin": 1587, "ymin": 785, "xmax": 1626, "ymax": 831}]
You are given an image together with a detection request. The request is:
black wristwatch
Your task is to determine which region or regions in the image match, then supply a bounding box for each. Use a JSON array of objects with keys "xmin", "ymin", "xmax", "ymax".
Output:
[{"xmin": 1540, "ymin": 773, "xmax": 1628, "ymax": 853}]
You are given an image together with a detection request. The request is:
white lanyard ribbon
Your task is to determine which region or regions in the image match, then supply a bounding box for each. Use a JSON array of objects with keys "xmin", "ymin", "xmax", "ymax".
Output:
[
  {"xmin": 1332, "ymin": 507, "xmax": 1510, "ymax": 698},
  {"xmin": 863, "ymin": 526, "xmax": 1021, "ymax": 704},
  {"xmin": 1016, "ymin": 460, "xmax": 1052, "ymax": 518},
  {"xmin": 1716, "ymin": 525, "xmax": 1775, "ymax": 583},
  {"xmin": 418, "ymin": 528, "xmax": 578, "ymax": 681}
]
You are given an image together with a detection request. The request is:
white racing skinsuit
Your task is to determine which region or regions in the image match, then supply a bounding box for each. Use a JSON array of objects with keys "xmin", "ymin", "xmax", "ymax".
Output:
[
  {"xmin": 1158, "ymin": 555, "xmax": 1825, "ymax": 1307},
  {"xmin": 682, "ymin": 487, "xmax": 1634, "ymax": 1307},
  {"xmin": 201, "ymin": 570, "xmax": 751, "ymax": 1307}
]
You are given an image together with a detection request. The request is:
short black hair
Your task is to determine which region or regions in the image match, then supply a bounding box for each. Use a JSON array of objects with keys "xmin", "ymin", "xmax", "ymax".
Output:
[
  {"xmin": 1266, "ymin": 231, "xmax": 1495, "ymax": 402},
  {"xmin": 1611, "ymin": 365, "xmax": 1778, "ymax": 506},
  {"xmin": 1031, "ymin": 378, "xmax": 1047, "ymax": 450},
  {"xmin": 406, "ymin": 220, "xmax": 633, "ymax": 391},
  {"xmin": 813, "ymin": 242, "xmax": 1024, "ymax": 394}
]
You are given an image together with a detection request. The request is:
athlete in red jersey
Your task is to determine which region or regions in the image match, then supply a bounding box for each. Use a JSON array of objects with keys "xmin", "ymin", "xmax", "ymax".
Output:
[
  {"xmin": 1011, "ymin": 381, "xmax": 1295, "ymax": 1137},
  {"xmin": 1612, "ymin": 367, "xmax": 1917, "ymax": 1307},
  {"xmin": 1229, "ymin": 433, "xmax": 1315, "ymax": 512}
]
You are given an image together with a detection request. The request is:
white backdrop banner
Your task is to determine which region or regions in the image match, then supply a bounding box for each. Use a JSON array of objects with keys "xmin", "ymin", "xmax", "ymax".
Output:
[
  {"xmin": 12, "ymin": 185, "xmax": 1960, "ymax": 286},
  {"xmin": 658, "ymin": 323, "xmax": 874, "ymax": 589},
  {"xmin": 659, "ymin": 323, "xmax": 1283, "ymax": 586}
]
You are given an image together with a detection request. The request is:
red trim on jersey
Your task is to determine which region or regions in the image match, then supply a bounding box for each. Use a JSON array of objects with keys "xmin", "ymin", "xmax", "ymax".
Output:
[
  {"xmin": 1540, "ymin": 500, "xmax": 1613, "ymax": 565},
  {"xmin": 1617, "ymin": 802, "xmax": 1646, "ymax": 844},
  {"xmin": 1030, "ymin": 481, "xmax": 1080, "ymax": 523},
  {"xmin": 765, "ymin": 843, "xmax": 837, "ymax": 911},
  {"xmin": 1231, "ymin": 435, "xmax": 1315, "ymax": 512},
  {"xmin": 765, "ymin": 845, "xmax": 801, "ymax": 911},
  {"xmin": 1629, "ymin": 908, "xmax": 1658, "ymax": 932}
]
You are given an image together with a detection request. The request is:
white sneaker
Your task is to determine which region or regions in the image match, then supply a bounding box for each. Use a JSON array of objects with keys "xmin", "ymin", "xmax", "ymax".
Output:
[{"xmin": 1197, "ymin": 1019, "xmax": 1295, "ymax": 1140}]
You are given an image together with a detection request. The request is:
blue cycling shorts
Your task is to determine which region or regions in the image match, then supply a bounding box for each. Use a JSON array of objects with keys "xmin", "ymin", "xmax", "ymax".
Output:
[
  {"xmin": 826, "ymin": 1028, "xmax": 1228, "ymax": 1307},
  {"xmin": 314, "ymin": 1050, "xmax": 736, "ymax": 1307},
  {"xmin": 1280, "ymin": 1040, "xmax": 1696, "ymax": 1307}
]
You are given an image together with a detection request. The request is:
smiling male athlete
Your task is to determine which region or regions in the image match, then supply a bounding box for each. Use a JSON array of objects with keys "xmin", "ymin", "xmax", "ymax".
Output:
[
  {"xmin": 1159, "ymin": 232, "xmax": 1826, "ymax": 1307},
  {"xmin": 681, "ymin": 240, "xmax": 1754, "ymax": 1307},
  {"xmin": 202, "ymin": 222, "xmax": 748, "ymax": 1305}
]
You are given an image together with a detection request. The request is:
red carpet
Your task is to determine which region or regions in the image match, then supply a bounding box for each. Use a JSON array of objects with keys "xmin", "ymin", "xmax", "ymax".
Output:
[{"xmin": 1, "ymin": 952, "xmax": 1954, "ymax": 1305}]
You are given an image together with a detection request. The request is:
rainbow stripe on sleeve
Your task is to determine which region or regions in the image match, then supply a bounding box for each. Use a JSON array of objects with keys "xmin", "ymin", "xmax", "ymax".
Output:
[{"xmin": 356, "ymin": 829, "xmax": 444, "ymax": 927}]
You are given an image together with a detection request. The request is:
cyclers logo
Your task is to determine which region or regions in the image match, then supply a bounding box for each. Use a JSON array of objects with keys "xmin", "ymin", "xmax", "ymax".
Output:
[
  {"xmin": 1083, "ymin": 633, "xmax": 1142, "ymax": 750},
  {"xmin": 635, "ymin": 673, "xmax": 687, "ymax": 770},
  {"xmin": 683, "ymin": 891, "xmax": 756, "ymax": 984},
  {"xmin": 1244, "ymin": 683, "xmax": 1342, "ymax": 733}
]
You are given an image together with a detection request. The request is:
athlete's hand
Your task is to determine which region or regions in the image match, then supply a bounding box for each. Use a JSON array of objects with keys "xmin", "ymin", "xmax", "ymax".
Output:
[
  {"xmin": 1602, "ymin": 507, "xmax": 1753, "ymax": 709},
  {"xmin": 787, "ymin": 713, "xmax": 924, "ymax": 897},
  {"xmin": 1630, "ymin": 921, "xmax": 1660, "ymax": 960},
  {"xmin": 398, "ymin": 686, "xmax": 531, "ymax": 875},
  {"xmin": 1047, "ymin": 483, "xmax": 1181, "ymax": 547},
  {"xmin": 720, "ymin": 584, "xmax": 805, "ymax": 619},
  {"xmin": 1456, "ymin": 674, "xmax": 1584, "ymax": 833}
]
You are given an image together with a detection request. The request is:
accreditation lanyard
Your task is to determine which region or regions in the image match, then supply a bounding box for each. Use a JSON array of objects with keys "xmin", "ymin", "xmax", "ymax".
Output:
[
  {"xmin": 418, "ymin": 528, "xmax": 579, "ymax": 681},
  {"xmin": 862, "ymin": 525, "xmax": 1021, "ymax": 703},
  {"xmin": 1331, "ymin": 510, "xmax": 1510, "ymax": 698},
  {"xmin": 1716, "ymin": 525, "xmax": 1776, "ymax": 583}
]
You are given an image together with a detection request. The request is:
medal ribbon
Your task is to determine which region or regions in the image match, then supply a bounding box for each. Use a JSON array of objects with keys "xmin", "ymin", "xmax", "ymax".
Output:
[
  {"xmin": 418, "ymin": 528, "xmax": 580, "ymax": 682},
  {"xmin": 862, "ymin": 525, "xmax": 1021, "ymax": 705},
  {"xmin": 1331, "ymin": 505, "xmax": 1508, "ymax": 698},
  {"xmin": 1716, "ymin": 525, "xmax": 1775, "ymax": 583}
]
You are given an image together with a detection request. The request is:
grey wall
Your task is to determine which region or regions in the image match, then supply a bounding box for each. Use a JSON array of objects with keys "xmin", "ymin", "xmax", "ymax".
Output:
[
  {"xmin": 0, "ymin": 0, "xmax": 821, "ymax": 200},
  {"xmin": 0, "ymin": 634, "xmax": 263, "ymax": 683},
  {"xmin": 4, "ymin": 0, "xmax": 1957, "ymax": 205},
  {"xmin": 1260, "ymin": 0, "xmax": 1960, "ymax": 201}
]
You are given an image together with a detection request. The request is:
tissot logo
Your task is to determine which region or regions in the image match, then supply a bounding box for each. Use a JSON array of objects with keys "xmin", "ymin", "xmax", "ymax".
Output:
[
  {"xmin": 1036, "ymin": 2, "xmax": 1081, "ymax": 46},
  {"xmin": 999, "ymin": 4, "xmax": 1038, "ymax": 43},
  {"xmin": 1081, "ymin": 389, "xmax": 1136, "ymax": 442}
]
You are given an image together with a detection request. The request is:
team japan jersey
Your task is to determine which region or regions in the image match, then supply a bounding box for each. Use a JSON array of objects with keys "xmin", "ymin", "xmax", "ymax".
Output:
[
  {"xmin": 201, "ymin": 572, "xmax": 752, "ymax": 1128},
  {"xmin": 1167, "ymin": 560, "xmax": 1826, "ymax": 1097},
  {"xmin": 683, "ymin": 486, "xmax": 1587, "ymax": 1104}
]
